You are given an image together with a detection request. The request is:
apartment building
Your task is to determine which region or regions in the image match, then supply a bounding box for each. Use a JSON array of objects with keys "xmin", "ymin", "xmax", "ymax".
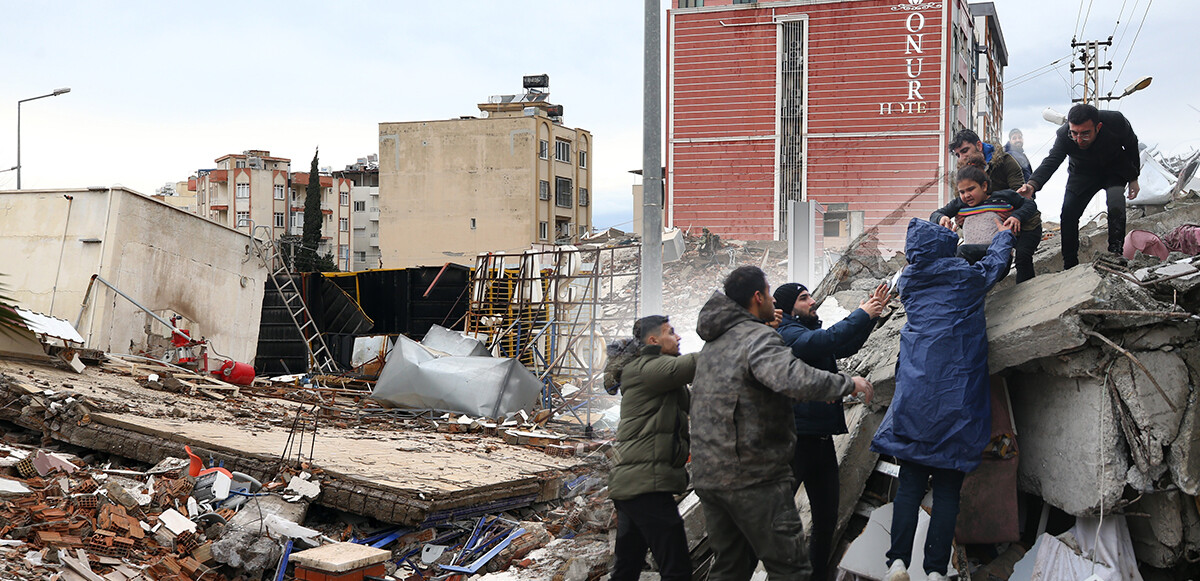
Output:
[
  {"xmin": 336, "ymin": 156, "xmax": 382, "ymax": 271},
  {"xmin": 378, "ymin": 82, "xmax": 592, "ymax": 268},
  {"xmin": 290, "ymin": 171, "xmax": 354, "ymax": 271},
  {"xmin": 971, "ymin": 2, "xmax": 1008, "ymax": 144},
  {"xmin": 192, "ymin": 150, "xmax": 353, "ymax": 270}
]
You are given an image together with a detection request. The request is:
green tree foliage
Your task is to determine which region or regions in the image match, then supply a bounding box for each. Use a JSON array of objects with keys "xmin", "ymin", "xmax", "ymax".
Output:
[{"xmin": 297, "ymin": 149, "xmax": 325, "ymax": 272}]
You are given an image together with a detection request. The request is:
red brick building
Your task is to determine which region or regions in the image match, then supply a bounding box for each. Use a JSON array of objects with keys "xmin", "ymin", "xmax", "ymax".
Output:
[{"xmin": 668, "ymin": 0, "xmax": 1000, "ymax": 257}]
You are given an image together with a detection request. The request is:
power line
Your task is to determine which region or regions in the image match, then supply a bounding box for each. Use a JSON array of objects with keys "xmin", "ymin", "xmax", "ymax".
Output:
[
  {"xmin": 1110, "ymin": 0, "xmax": 1141, "ymax": 54},
  {"xmin": 1079, "ymin": 0, "xmax": 1097, "ymax": 37},
  {"xmin": 1109, "ymin": 0, "xmax": 1131, "ymax": 45},
  {"xmin": 1006, "ymin": 54, "xmax": 1073, "ymax": 85},
  {"xmin": 1005, "ymin": 55, "xmax": 1073, "ymax": 89},
  {"xmin": 1073, "ymin": 0, "xmax": 1086, "ymax": 39},
  {"xmin": 1108, "ymin": 0, "xmax": 1154, "ymax": 95}
]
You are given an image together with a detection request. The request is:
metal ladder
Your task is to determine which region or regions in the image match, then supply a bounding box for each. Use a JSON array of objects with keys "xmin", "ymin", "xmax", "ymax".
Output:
[{"xmin": 250, "ymin": 226, "xmax": 339, "ymax": 376}]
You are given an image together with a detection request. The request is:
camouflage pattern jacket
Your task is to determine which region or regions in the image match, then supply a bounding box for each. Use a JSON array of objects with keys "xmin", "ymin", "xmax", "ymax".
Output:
[{"xmin": 690, "ymin": 291, "xmax": 855, "ymax": 491}]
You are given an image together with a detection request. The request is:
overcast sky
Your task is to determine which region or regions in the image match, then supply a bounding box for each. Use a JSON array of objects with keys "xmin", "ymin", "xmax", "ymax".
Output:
[{"xmin": 2, "ymin": 0, "xmax": 1195, "ymax": 230}]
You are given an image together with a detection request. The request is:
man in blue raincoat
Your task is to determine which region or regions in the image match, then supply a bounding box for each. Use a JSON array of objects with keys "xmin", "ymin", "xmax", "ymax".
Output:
[{"xmin": 871, "ymin": 218, "xmax": 1014, "ymax": 581}]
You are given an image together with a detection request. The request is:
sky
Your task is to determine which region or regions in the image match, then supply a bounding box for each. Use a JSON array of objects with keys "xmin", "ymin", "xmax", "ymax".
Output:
[{"xmin": 2, "ymin": 0, "xmax": 1197, "ymax": 231}]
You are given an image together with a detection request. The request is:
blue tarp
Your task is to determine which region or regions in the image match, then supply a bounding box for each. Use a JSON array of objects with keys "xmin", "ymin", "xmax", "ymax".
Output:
[{"xmin": 871, "ymin": 218, "xmax": 1014, "ymax": 472}]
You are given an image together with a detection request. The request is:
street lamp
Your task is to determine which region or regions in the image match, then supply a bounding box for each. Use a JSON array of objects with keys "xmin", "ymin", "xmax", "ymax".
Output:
[{"xmin": 17, "ymin": 87, "xmax": 71, "ymax": 189}]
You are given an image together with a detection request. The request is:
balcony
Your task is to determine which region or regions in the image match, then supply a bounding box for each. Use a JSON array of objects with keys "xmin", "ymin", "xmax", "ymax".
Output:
[{"xmin": 368, "ymin": 209, "xmax": 380, "ymax": 221}]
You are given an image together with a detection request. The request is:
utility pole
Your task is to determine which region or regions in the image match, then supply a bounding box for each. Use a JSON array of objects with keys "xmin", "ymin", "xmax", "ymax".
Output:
[
  {"xmin": 641, "ymin": 0, "xmax": 663, "ymax": 317},
  {"xmin": 1070, "ymin": 37, "xmax": 1112, "ymax": 107}
]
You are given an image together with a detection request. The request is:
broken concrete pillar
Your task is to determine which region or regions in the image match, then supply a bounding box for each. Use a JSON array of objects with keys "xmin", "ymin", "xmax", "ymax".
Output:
[
  {"xmin": 1127, "ymin": 491, "xmax": 1185, "ymax": 568},
  {"xmin": 1170, "ymin": 342, "xmax": 1200, "ymax": 495},
  {"xmin": 1009, "ymin": 371, "xmax": 1127, "ymax": 515},
  {"xmin": 1109, "ymin": 351, "xmax": 1189, "ymax": 472}
]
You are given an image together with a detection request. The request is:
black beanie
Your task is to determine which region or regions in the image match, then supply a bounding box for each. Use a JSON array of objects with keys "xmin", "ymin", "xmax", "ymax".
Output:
[{"xmin": 772, "ymin": 282, "xmax": 807, "ymax": 314}]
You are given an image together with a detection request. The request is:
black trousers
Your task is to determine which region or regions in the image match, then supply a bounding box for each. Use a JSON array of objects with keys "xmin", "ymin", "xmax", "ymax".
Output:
[
  {"xmin": 789, "ymin": 436, "xmax": 839, "ymax": 581},
  {"xmin": 697, "ymin": 480, "xmax": 812, "ymax": 581},
  {"xmin": 1061, "ymin": 174, "xmax": 1128, "ymax": 268},
  {"xmin": 611, "ymin": 492, "xmax": 691, "ymax": 581}
]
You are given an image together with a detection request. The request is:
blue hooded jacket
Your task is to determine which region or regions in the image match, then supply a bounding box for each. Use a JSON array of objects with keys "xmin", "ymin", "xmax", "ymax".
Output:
[{"xmin": 870, "ymin": 218, "xmax": 1014, "ymax": 472}]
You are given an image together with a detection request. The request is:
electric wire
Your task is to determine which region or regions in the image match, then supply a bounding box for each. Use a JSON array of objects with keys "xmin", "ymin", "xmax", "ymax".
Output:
[
  {"xmin": 1108, "ymin": 0, "xmax": 1154, "ymax": 96},
  {"xmin": 1079, "ymin": 0, "xmax": 1096, "ymax": 38},
  {"xmin": 1005, "ymin": 53, "xmax": 1073, "ymax": 87}
]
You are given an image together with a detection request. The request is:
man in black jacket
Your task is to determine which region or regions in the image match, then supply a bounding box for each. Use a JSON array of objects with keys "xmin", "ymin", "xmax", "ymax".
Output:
[
  {"xmin": 772, "ymin": 282, "xmax": 886, "ymax": 581},
  {"xmin": 1017, "ymin": 104, "xmax": 1141, "ymax": 269}
]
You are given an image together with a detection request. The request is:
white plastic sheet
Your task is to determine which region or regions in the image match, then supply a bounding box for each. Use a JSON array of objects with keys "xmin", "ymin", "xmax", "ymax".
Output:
[
  {"xmin": 370, "ymin": 325, "xmax": 541, "ymax": 417},
  {"xmin": 1028, "ymin": 516, "xmax": 1143, "ymax": 581},
  {"xmin": 1129, "ymin": 150, "xmax": 1177, "ymax": 206}
]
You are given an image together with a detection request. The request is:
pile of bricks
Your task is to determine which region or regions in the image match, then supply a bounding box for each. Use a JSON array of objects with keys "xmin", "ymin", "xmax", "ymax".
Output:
[{"xmin": 0, "ymin": 452, "xmax": 223, "ymax": 580}]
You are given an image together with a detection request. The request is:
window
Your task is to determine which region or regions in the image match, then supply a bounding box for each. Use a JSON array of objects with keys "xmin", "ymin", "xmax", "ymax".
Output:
[
  {"xmin": 579, "ymin": 225, "xmax": 588, "ymax": 237},
  {"xmin": 339, "ymin": 217, "xmax": 349, "ymax": 232},
  {"xmin": 555, "ymin": 177, "xmax": 573, "ymax": 207},
  {"xmin": 578, "ymin": 151, "xmax": 588, "ymax": 169},
  {"xmin": 290, "ymin": 187, "xmax": 297, "ymax": 200},
  {"xmin": 733, "ymin": 0, "xmax": 753, "ymax": 3},
  {"xmin": 355, "ymin": 251, "xmax": 366, "ymax": 262},
  {"xmin": 340, "ymin": 190, "xmax": 349, "ymax": 205},
  {"xmin": 539, "ymin": 180, "xmax": 550, "ymax": 200},
  {"xmin": 236, "ymin": 160, "xmax": 246, "ymax": 168},
  {"xmin": 539, "ymin": 221, "xmax": 549, "ymax": 241},
  {"xmin": 579, "ymin": 188, "xmax": 589, "ymax": 207},
  {"xmin": 339, "ymin": 244, "xmax": 349, "ymax": 262},
  {"xmin": 274, "ymin": 184, "xmax": 285, "ymax": 200},
  {"xmin": 291, "ymin": 212, "xmax": 303, "ymax": 229},
  {"xmin": 354, "ymin": 200, "xmax": 366, "ymax": 212},
  {"xmin": 274, "ymin": 212, "xmax": 285, "ymax": 228},
  {"xmin": 235, "ymin": 211, "xmax": 250, "ymax": 227},
  {"xmin": 679, "ymin": 0, "xmax": 703, "ymax": 6},
  {"xmin": 538, "ymin": 140, "xmax": 549, "ymax": 160},
  {"xmin": 235, "ymin": 183, "xmax": 250, "ymax": 199},
  {"xmin": 554, "ymin": 140, "xmax": 571, "ymax": 163}
]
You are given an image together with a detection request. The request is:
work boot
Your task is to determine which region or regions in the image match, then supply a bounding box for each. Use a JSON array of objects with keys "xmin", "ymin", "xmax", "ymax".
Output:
[{"xmin": 886, "ymin": 559, "xmax": 910, "ymax": 581}]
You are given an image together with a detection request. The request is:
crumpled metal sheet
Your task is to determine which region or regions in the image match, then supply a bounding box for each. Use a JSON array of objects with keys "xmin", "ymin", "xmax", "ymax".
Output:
[
  {"xmin": 370, "ymin": 325, "xmax": 540, "ymax": 417},
  {"xmin": 15, "ymin": 308, "xmax": 85, "ymax": 345}
]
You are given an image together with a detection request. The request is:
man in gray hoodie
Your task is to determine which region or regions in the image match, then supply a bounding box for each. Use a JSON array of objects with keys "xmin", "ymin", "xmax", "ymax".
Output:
[{"xmin": 691, "ymin": 266, "xmax": 873, "ymax": 581}]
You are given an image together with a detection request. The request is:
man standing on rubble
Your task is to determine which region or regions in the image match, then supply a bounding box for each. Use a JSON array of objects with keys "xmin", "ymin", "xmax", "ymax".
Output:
[
  {"xmin": 1004, "ymin": 129, "xmax": 1033, "ymax": 182},
  {"xmin": 948, "ymin": 129, "xmax": 1026, "ymax": 192},
  {"xmin": 1017, "ymin": 103, "xmax": 1141, "ymax": 269},
  {"xmin": 691, "ymin": 266, "xmax": 874, "ymax": 581},
  {"xmin": 605, "ymin": 315, "xmax": 697, "ymax": 581},
  {"xmin": 772, "ymin": 281, "xmax": 888, "ymax": 580}
]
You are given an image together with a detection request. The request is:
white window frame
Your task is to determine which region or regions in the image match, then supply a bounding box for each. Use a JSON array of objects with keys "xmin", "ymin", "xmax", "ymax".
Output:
[
  {"xmin": 354, "ymin": 200, "xmax": 366, "ymax": 212},
  {"xmin": 554, "ymin": 140, "xmax": 571, "ymax": 163},
  {"xmin": 538, "ymin": 221, "xmax": 548, "ymax": 241},
  {"xmin": 538, "ymin": 140, "xmax": 549, "ymax": 160},
  {"xmin": 274, "ymin": 184, "xmax": 285, "ymax": 200},
  {"xmin": 339, "ymin": 244, "xmax": 349, "ymax": 261},
  {"xmin": 235, "ymin": 183, "xmax": 250, "ymax": 199},
  {"xmin": 291, "ymin": 212, "xmax": 303, "ymax": 229},
  {"xmin": 555, "ymin": 177, "xmax": 573, "ymax": 208},
  {"xmin": 274, "ymin": 212, "xmax": 285, "ymax": 228},
  {"xmin": 340, "ymin": 190, "xmax": 349, "ymax": 206},
  {"xmin": 579, "ymin": 187, "xmax": 589, "ymax": 207},
  {"xmin": 579, "ymin": 151, "xmax": 588, "ymax": 169},
  {"xmin": 235, "ymin": 211, "xmax": 250, "ymax": 227},
  {"xmin": 339, "ymin": 217, "xmax": 349, "ymax": 232},
  {"xmin": 539, "ymin": 180, "xmax": 550, "ymax": 200}
]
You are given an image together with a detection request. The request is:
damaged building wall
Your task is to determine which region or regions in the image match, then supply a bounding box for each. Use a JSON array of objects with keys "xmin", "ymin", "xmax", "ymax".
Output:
[{"xmin": 0, "ymin": 188, "xmax": 266, "ymax": 362}]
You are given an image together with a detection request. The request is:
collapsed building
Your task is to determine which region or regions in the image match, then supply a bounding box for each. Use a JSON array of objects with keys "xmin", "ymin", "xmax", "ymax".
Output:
[{"xmin": 1, "ymin": 176, "xmax": 1200, "ymax": 579}]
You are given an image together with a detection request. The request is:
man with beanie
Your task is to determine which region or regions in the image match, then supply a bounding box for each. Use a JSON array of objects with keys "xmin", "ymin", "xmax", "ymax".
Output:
[
  {"xmin": 606, "ymin": 315, "xmax": 696, "ymax": 581},
  {"xmin": 691, "ymin": 266, "xmax": 874, "ymax": 581},
  {"xmin": 772, "ymin": 281, "xmax": 888, "ymax": 580}
]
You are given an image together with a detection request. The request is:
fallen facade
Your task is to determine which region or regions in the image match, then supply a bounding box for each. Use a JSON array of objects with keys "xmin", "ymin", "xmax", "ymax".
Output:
[{"xmin": 0, "ymin": 187, "xmax": 266, "ymax": 363}]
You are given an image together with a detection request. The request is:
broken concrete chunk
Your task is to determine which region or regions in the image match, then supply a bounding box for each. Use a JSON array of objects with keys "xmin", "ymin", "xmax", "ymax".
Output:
[
  {"xmin": 159, "ymin": 508, "xmax": 197, "ymax": 535},
  {"xmin": 1009, "ymin": 371, "xmax": 1127, "ymax": 516},
  {"xmin": 284, "ymin": 475, "xmax": 320, "ymax": 501},
  {"xmin": 1127, "ymin": 491, "xmax": 1185, "ymax": 568},
  {"xmin": 289, "ymin": 542, "xmax": 390, "ymax": 573}
]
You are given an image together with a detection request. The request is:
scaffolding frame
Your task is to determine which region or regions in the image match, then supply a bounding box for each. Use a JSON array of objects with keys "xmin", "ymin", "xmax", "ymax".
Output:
[{"xmin": 465, "ymin": 245, "xmax": 640, "ymax": 424}]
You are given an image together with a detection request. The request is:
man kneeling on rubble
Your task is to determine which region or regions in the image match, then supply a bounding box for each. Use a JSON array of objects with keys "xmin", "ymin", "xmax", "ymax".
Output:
[
  {"xmin": 605, "ymin": 315, "xmax": 697, "ymax": 581},
  {"xmin": 871, "ymin": 218, "xmax": 1014, "ymax": 581},
  {"xmin": 691, "ymin": 266, "xmax": 873, "ymax": 581}
]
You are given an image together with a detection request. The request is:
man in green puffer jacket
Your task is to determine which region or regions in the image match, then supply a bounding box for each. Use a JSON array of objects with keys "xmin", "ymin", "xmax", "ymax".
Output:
[{"xmin": 606, "ymin": 315, "xmax": 697, "ymax": 581}]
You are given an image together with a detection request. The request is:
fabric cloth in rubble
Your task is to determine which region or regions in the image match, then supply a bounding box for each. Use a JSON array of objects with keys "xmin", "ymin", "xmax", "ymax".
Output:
[
  {"xmin": 1164, "ymin": 223, "xmax": 1200, "ymax": 256},
  {"xmin": 1123, "ymin": 230, "xmax": 1170, "ymax": 260},
  {"xmin": 370, "ymin": 325, "xmax": 540, "ymax": 417},
  {"xmin": 871, "ymin": 219, "xmax": 1014, "ymax": 472}
]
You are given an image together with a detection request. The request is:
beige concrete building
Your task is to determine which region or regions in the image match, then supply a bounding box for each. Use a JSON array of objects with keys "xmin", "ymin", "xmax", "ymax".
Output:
[
  {"xmin": 0, "ymin": 187, "xmax": 266, "ymax": 362},
  {"xmin": 152, "ymin": 180, "xmax": 198, "ymax": 213},
  {"xmin": 378, "ymin": 92, "xmax": 592, "ymax": 267},
  {"xmin": 335, "ymin": 158, "xmax": 381, "ymax": 271}
]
